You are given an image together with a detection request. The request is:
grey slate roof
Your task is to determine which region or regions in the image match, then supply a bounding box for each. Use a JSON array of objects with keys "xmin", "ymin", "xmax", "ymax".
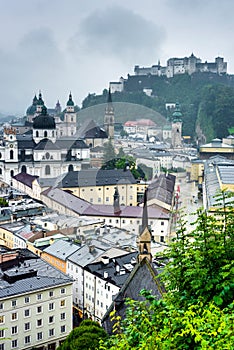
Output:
[
  {"xmin": 147, "ymin": 173, "xmax": 175, "ymax": 206},
  {"xmin": 42, "ymin": 240, "xmax": 80, "ymax": 260},
  {"xmin": 77, "ymin": 119, "xmax": 108, "ymax": 139},
  {"xmin": 34, "ymin": 138, "xmax": 60, "ymax": 151},
  {"xmin": 59, "ymin": 169, "xmax": 137, "ymax": 188},
  {"xmin": 0, "ymin": 249, "xmax": 72, "ymax": 299},
  {"xmin": 102, "ymin": 258, "xmax": 165, "ymax": 334}
]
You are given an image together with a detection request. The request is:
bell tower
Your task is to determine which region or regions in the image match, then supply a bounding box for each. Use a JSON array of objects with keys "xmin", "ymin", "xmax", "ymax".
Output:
[
  {"xmin": 104, "ymin": 89, "xmax": 115, "ymax": 139},
  {"xmin": 137, "ymin": 188, "xmax": 152, "ymax": 263}
]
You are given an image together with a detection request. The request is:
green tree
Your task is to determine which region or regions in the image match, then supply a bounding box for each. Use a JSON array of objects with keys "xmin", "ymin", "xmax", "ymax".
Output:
[
  {"xmin": 100, "ymin": 191, "xmax": 234, "ymax": 349},
  {"xmin": 0, "ymin": 198, "xmax": 8, "ymax": 207},
  {"xmin": 102, "ymin": 140, "xmax": 116, "ymax": 164},
  {"xmin": 58, "ymin": 319, "xmax": 108, "ymax": 350}
]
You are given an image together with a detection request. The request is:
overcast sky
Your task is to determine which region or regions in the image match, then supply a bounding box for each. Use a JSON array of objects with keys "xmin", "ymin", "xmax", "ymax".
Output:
[{"xmin": 1, "ymin": 0, "xmax": 233, "ymax": 115}]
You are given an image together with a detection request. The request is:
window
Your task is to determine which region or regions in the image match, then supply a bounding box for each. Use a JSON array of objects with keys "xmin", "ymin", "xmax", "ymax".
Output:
[
  {"xmin": 161, "ymin": 221, "xmax": 164, "ymax": 226},
  {"xmin": 11, "ymin": 326, "xmax": 17, "ymax": 335},
  {"xmin": 11, "ymin": 313, "xmax": 17, "ymax": 321},
  {"xmin": 37, "ymin": 332, "xmax": 43, "ymax": 341},
  {"xmin": 60, "ymin": 313, "xmax": 65, "ymax": 320},
  {"xmin": 105, "ymin": 197, "xmax": 109, "ymax": 202},
  {"xmin": 49, "ymin": 302, "xmax": 54, "ymax": 311},
  {"xmin": 44, "ymin": 131, "xmax": 48, "ymax": 138},
  {"xmin": 0, "ymin": 303, "xmax": 3, "ymax": 310},
  {"xmin": 37, "ymin": 319, "xmax": 42, "ymax": 327},
  {"xmin": 45, "ymin": 165, "xmax": 50, "ymax": 175},
  {"xmin": 25, "ymin": 335, "xmax": 31, "ymax": 344},
  {"xmin": 10, "ymin": 150, "xmax": 14, "ymax": 160},
  {"xmin": 61, "ymin": 325, "xmax": 66, "ymax": 333},
  {"xmin": 25, "ymin": 297, "xmax": 30, "ymax": 303},
  {"xmin": 49, "ymin": 316, "xmax": 54, "ymax": 323},
  {"xmin": 11, "ymin": 300, "xmax": 17, "ymax": 307},
  {"xmin": 60, "ymin": 300, "xmax": 65, "ymax": 307},
  {"xmin": 36, "ymin": 131, "xmax": 39, "ymax": 137},
  {"xmin": 37, "ymin": 294, "xmax": 42, "ymax": 300},
  {"xmin": 37, "ymin": 306, "xmax": 42, "ymax": 313},
  {"xmin": 0, "ymin": 330, "xmax": 4, "ymax": 338},
  {"xmin": 61, "ymin": 288, "xmax": 65, "ymax": 294},
  {"xmin": 11, "ymin": 340, "xmax": 17, "ymax": 348},
  {"xmin": 0, "ymin": 344, "xmax": 4, "ymax": 350},
  {"xmin": 49, "ymin": 329, "xmax": 54, "ymax": 337},
  {"xmin": 24, "ymin": 322, "xmax": 30, "ymax": 331},
  {"xmin": 24, "ymin": 309, "xmax": 30, "ymax": 317},
  {"xmin": 49, "ymin": 291, "xmax": 54, "ymax": 297}
]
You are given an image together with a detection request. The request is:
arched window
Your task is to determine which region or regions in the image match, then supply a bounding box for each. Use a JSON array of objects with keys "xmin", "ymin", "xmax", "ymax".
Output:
[
  {"xmin": 21, "ymin": 165, "xmax": 26, "ymax": 173},
  {"xmin": 36, "ymin": 131, "xmax": 39, "ymax": 137},
  {"xmin": 0, "ymin": 168, "xmax": 2, "ymax": 175},
  {"xmin": 44, "ymin": 131, "xmax": 48, "ymax": 138},
  {"xmin": 45, "ymin": 165, "xmax": 50, "ymax": 175},
  {"xmin": 10, "ymin": 150, "xmax": 14, "ymax": 160},
  {"xmin": 52, "ymin": 131, "xmax": 54, "ymax": 137},
  {"xmin": 68, "ymin": 164, "xmax": 74, "ymax": 172},
  {"xmin": 10, "ymin": 170, "xmax": 14, "ymax": 177}
]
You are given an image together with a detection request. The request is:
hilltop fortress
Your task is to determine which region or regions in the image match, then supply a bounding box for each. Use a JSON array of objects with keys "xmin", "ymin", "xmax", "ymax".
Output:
[{"xmin": 110, "ymin": 54, "xmax": 227, "ymax": 93}]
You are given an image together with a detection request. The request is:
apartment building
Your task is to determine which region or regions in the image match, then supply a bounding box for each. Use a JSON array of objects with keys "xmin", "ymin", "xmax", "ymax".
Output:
[{"xmin": 0, "ymin": 248, "xmax": 73, "ymax": 350}]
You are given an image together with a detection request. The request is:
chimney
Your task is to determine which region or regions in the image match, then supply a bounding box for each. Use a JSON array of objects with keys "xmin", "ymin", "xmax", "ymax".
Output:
[
  {"xmin": 101, "ymin": 255, "xmax": 109, "ymax": 264},
  {"xmin": 104, "ymin": 271, "xmax": 108, "ymax": 279}
]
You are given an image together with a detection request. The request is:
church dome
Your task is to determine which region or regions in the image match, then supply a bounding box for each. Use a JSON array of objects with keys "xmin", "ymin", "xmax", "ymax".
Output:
[
  {"xmin": 26, "ymin": 95, "xmax": 38, "ymax": 115},
  {"xmin": 33, "ymin": 105, "xmax": 56, "ymax": 129}
]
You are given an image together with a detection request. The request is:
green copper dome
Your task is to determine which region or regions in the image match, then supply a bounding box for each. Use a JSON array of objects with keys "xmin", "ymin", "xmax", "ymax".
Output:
[
  {"xmin": 172, "ymin": 102, "xmax": 183, "ymax": 122},
  {"xmin": 26, "ymin": 95, "xmax": 38, "ymax": 115},
  {"xmin": 33, "ymin": 106, "xmax": 56, "ymax": 129},
  {"xmin": 67, "ymin": 92, "xmax": 74, "ymax": 106}
]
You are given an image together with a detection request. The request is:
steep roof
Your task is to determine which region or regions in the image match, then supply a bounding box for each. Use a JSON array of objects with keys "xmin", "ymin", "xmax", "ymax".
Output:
[
  {"xmin": 13, "ymin": 172, "xmax": 39, "ymax": 188},
  {"xmin": 102, "ymin": 258, "xmax": 165, "ymax": 334},
  {"xmin": 77, "ymin": 119, "xmax": 108, "ymax": 139}
]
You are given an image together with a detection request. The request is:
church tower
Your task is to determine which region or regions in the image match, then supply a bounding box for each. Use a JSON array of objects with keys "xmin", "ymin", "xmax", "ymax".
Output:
[
  {"xmin": 171, "ymin": 102, "xmax": 183, "ymax": 148},
  {"xmin": 104, "ymin": 89, "xmax": 115, "ymax": 139},
  {"xmin": 36, "ymin": 91, "xmax": 45, "ymax": 114},
  {"xmin": 137, "ymin": 189, "xmax": 152, "ymax": 263},
  {"xmin": 64, "ymin": 92, "xmax": 77, "ymax": 136}
]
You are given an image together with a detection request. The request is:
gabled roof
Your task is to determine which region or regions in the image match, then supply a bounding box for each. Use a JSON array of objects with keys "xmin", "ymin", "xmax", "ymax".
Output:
[
  {"xmin": 34, "ymin": 138, "xmax": 59, "ymax": 151},
  {"xmin": 102, "ymin": 258, "xmax": 165, "ymax": 334},
  {"xmin": 43, "ymin": 240, "xmax": 80, "ymax": 260},
  {"xmin": 13, "ymin": 172, "xmax": 39, "ymax": 188},
  {"xmin": 77, "ymin": 119, "xmax": 108, "ymax": 139}
]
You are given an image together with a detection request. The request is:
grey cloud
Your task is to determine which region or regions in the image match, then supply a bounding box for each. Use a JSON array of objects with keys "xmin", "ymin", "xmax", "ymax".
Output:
[
  {"xmin": 71, "ymin": 6, "xmax": 165, "ymax": 63},
  {"xmin": 0, "ymin": 28, "xmax": 67, "ymax": 114}
]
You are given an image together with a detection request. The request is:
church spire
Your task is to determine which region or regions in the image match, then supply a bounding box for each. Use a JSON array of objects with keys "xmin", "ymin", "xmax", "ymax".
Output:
[
  {"xmin": 137, "ymin": 188, "xmax": 152, "ymax": 263},
  {"xmin": 104, "ymin": 88, "xmax": 115, "ymax": 139}
]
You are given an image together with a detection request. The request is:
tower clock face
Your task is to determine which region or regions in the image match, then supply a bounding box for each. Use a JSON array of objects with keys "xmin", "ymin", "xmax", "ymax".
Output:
[{"xmin": 9, "ymin": 144, "xmax": 14, "ymax": 148}]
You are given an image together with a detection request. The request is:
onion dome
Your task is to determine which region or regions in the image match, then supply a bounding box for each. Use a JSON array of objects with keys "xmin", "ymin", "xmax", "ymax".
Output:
[
  {"xmin": 37, "ymin": 91, "xmax": 44, "ymax": 106},
  {"xmin": 67, "ymin": 92, "xmax": 74, "ymax": 106},
  {"xmin": 172, "ymin": 102, "xmax": 183, "ymax": 122},
  {"xmin": 26, "ymin": 94, "xmax": 38, "ymax": 115},
  {"xmin": 33, "ymin": 105, "xmax": 56, "ymax": 129}
]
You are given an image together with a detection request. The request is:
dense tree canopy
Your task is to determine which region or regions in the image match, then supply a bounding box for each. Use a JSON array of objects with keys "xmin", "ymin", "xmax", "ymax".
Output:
[
  {"xmin": 82, "ymin": 74, "xmax": 234, "ymax": 142},
  {"xmin": 100, "ymin": 191, "xmax": 234, "ymax": 349},
  {"xmin": 57, "ymin": 319, "xmax": 107, "ymax": 350}
]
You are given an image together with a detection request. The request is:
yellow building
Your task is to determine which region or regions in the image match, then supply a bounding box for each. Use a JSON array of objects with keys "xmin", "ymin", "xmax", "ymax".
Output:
[
  {"xmin": 190, "ymin": 159, "xmax": 204, "ymax": 183},
  {"xmin": 58, "ymin": 169, "xmax": 138, "ymax": 206},
  {"xmin": 199, "ymin": 138, "xmax": 234, "ymax": 160}
]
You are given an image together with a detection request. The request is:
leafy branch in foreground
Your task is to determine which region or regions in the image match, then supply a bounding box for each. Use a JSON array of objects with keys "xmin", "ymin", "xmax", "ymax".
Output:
[{"xmin": 100, "ymin": 191, "xmax": 234, "ymax": 349}]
